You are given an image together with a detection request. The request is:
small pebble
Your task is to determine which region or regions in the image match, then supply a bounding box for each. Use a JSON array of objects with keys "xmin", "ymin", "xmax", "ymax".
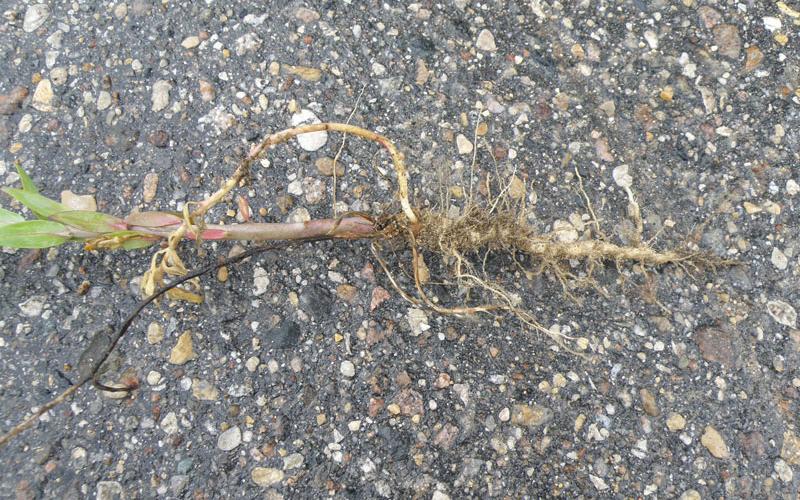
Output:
[
  {"xmin": 23, "ymin": 4, "xmax": 51, "ymax": 32},
  {"xmin": 168, "ymin": 331, "xmax": 196, "ymax": 365},
  {"xmin": 290, "ymin": 109, "xmax": 327, "ymax": 151},
  {"xmin": 142, "ymin": 172, "xmax": 159, "ymax": 203},
  {"xmin": 147, "ymin": 322, "xmax": 164, "ymax": 344},
  {"xmin": 786, "ymin": 179, "xmax": 799, "ymax": 196},
  {"xmin": 456, "ymin": 134, "xmax": 473, "ymax": 155},
  {"xmin": 31, "ymin": 79, "xmax": 55, "ymax": 112},
  {"xmin": 151, "ymin": 80, "xmax": 172, "ymax": 112},
  {"xmin": 498, "ymin": 407, "xmax": 510, "ymax": 422},
  {"xmin": 766, "ymin": 300, "xmax": 797, "ymax": 328},
  {"xmin": 160, "ymin": 412, "xmax": 179, "ymax": 434},
  {"xmin": 61, "ymin": 191, "xmax": 97, "ymax": 211},
  {"xmin": 251, "ymin": 467, "xmax": 283, "ymax": 486},
  {"xmin": 340, "ymin": 360, "xmax": 356, "ymax": 378},
  {"xmin": 763, "ymin": 17, "xmax": 782, "ymax": 32},
  {"xmin": 192, "ymin": 379, "xmax": 219, "ymax": 401},
  {"xmin": 217, "ymin": 426, "xmax": 242, "ymax": 451},
  {"xmin": 181, "ymin": 36, "xmax": 200, "ymax": 49},
  {"xmin": 283, "ymin": 453, "xmax": 304, "ymax": 470},
  {"xmin": 476, "ymin": 29, "xmax": 497, "ymax": 51},
  {"xmin": 97, "ymin": 91, "xmax": 112, "ymax": 111},
  {"xmin": 771, "ymin": 248, "xmax": 789, "ymax": 270},
  {"xmin": 701, "ymin": 425, "xmax": 729, "ymax": 459},
  {"xmin": 666, "ymin": 412, "xmax": 686, "ymax": 432}
]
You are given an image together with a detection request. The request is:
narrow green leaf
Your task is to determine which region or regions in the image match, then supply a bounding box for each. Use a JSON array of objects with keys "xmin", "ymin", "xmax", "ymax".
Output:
[
  {"xmin": 2, "ymin": 188, "xmax": 68, "ymax": 219},
  {"xmin": 50, "ymin": 211, "xmax": 126, "ymax": 233},
  {"xmin": 0, "ymin": 220, "xmax": 70, "ymax": 248},
  {"xmin": 121, "ymin": 237, "xmax": 158, "ymax": 250},
  {"xmin": 84, "ymin": 230, "xmax": 158, "ymax": 250},
  {"xmin": 15, "ymin": 163, "xmax": 39, "ymax": 194},
  {"xmin": 0, "ymin": 208, "xmax": 24, "ymax": 226}
]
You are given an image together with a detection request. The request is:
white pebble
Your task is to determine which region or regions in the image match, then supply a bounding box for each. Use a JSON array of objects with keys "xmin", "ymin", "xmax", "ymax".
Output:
[
  {"xmin": 767, "ymin": 300, "xmax": 797, "ymax": 328},
  {"xmin": 23, "ymin": 4, "xmax": 50, "ymax": 32},
  {"xmin": 151, "ymin": 80, "xmax": 171, "ymax": 112},
  {"xmin": 612, "ymin": 164, "xmax": 633, "ymax": 188},
  {"xmin": 763, "ymin": 17, "xmax": 782, "ymax": 32},
  {"xmin": 476, "ymin": 29, "xmax": 497, "ymax": 51},
  {"xmin": 771, "ymin": 248, "xmax": 789, "ymax": 270},
  {"xmin": 340, "ymin": 360, "xmax": 356, "ymax": 378},
  {"xmin": 786, "ymin": 179, "xmax": 799, "ymax": 196},
  {"xmin": 217, "ymin": 426, "xmax": 242, "ymax": 451},
  {"xmin": 181, "ymin": 36, "xmax": 200, "ymax": 49},
  {"xmin": 253, "ymin": 266, "xmax": 270, "ymax": 296},
  {"xmin": 498, "ymin": 407, "xmax": 510, "ymax": 422},
  {"xmin": 643, "ymin": 30, "xmax": 658, "ymax": 49},
  {"xmin": 290, "ymin": 109, "xmax": 327, "ymax": 152},
  {"xmin": 456, "ymin": 134, "xmax": 473, "ymax": 155}
]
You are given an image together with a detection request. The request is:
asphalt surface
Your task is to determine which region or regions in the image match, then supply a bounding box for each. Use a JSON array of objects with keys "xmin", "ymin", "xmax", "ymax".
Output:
[{"xmin": 1, "ymin": 1, "xmax": 799, "ymax": 498}]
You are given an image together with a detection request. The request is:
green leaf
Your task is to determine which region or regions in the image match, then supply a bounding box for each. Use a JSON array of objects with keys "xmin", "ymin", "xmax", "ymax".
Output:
[
  {"xmin": 15, "ymin": 163, "xmax": 39, "ymax": 194},
  {"xmin": 2, "ymin": 188, "xmax": 68, "ymax": 219},
  {"xmin": 0, "ymin": 207, "xmax": 24, "ymax": 226},
  {"xmin": 84, "ymin": 230, "xmax": 158, "ymax": 250},
  {"xmin": 121, "ymin": 237, "xmax": 158, "ymax": 250},
  {"xmin": 50, "ymin": 211, "xmax": 126, "ymax": 233},
  {"xmin": 0, "ymin": 220, "xmax": 70, "ymax": 248}
]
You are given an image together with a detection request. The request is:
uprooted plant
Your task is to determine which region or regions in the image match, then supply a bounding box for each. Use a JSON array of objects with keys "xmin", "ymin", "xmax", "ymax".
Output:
[{"xmin": 0, "ymin": 122, "xmax": 727, "ymax": 447}]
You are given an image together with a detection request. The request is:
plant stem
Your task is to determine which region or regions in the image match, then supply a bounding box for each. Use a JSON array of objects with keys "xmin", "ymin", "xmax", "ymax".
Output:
[{"xmin": 129, "ymin": 215, "xmax": 377, "ymax": 241}]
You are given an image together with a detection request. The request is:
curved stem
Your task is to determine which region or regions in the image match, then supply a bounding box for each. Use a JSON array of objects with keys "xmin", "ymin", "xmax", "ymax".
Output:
[{"xmin": 192, "ymin": 123, "xmax": 417, "ymax": 224}]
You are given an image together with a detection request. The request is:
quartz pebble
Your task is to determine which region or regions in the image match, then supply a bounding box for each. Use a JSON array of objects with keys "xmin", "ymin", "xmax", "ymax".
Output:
[
  {"xmin": 251, "ymin": 467, "xmax": 283, "ymax": 486},
  {"xmin": 666, "ymin": 412, "xmax": 686, "ymax": 432},
  {"xmin": 476, "ymin": 29, "xmax": 497, "ymax": 51},
  {"xmin": 701, "ymin": 426, "xmax": 729, "ymax": 459},
  {"xmin": 23, "ymin": 4, "xmax": 50, "ymax": 32},
  {"xmin": 767, "ymin": 300, "xmax": 797, "ymax": 328},
  {"xmin": 181, "ymin": 36, "xmax": 200, "ymax": 49},
  {"xmin": 771, "ymin": 248, "xmax": 789, "ymax": 270},
  {"xmin": 151, "ymin": 80, "xmax": 172, "ymax": 112},
  {"xmin": 290, "ymin": 109, "xmax": 327, "ymax": 151},
  {"xmin": 217, "ymin": 426, "xmax": 242, "ymax": 451},
  {"xmin": 456, "ymin": 134, "xmax": 473, "ymax": 154},
  {"xmin": 32, "ymin": 79, "xmax": 55, "ymax": 112}
]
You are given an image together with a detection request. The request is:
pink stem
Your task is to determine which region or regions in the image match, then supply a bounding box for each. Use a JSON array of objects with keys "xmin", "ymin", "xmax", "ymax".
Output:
[{"xmin": 129, "ymin": 215, "xmax": 377, "ymax": 242}]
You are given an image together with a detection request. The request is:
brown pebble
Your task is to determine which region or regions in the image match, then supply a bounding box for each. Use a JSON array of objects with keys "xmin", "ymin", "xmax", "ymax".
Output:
[
  {"xmin": 336, "ymin": 284, "xmax": 358, "ymax": 303},
  {"xmin": 713, "ymin": 24, "xmax": 741, "ymax": 59},
  {"xmin": 744, "ymin": 46, "xmax": 763, "ymax": 72},
  {"xmin": 697, "ymin": 6, "xmax": 722, "ymax": 29},
  {"xmin": 276, "ymin": 195, "xmax": 293, "ymax": 214},
  {"xmin": 315, "ymin": 157, "xmax": 344, "ymax": 177},
  {"xmin": 694, "ymin": 325, "xmax": 738, "ymax": 368},
  {"xmin": 369, "ymin": 286, "xmax": 391, "ymax": 311},
  {"xmin": 147, "ymin": 130, "xmax": 169, "ymax": 148},
  {"xmin": 217, "ymin": 266, "xmax": 228, "ymax": 282},
  {"xmin": 392, "ymin": 387, "xmax": 424, "ymax": 416},
  {"xmin": 395, "ymin": 371, "xmax": 412, "ymax": 387},
  {"xmin": 639, "ymin": 388, "xmax": 660, "ymax": 416},
  {"xmin": 142, "ymin": 172, "xmax": 159, "ymax": 203},
  {"xmin": 434, "ymin": 373, "xmax": 452, "ymax": 389},
  {"xmin": 198, "ymin": 79, "xmax": 216, "ymax": 102},
  {"xmin": 76, "ymin": 280, "xmax": 91, "ymax": 295},
  {"xmin": 0, "ymin": 86, "xmax": 29, "ymax": 115}
]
